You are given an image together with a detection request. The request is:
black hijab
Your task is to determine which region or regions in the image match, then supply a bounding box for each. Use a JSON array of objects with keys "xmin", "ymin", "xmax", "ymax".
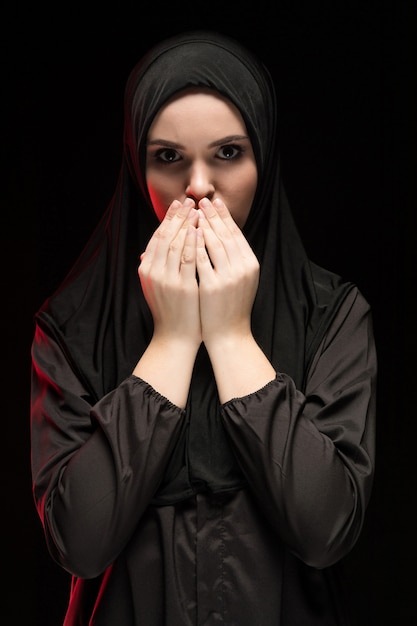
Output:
[{"xmin": 36, "ymin": 31, "xmax": 353, "ymax": 503}]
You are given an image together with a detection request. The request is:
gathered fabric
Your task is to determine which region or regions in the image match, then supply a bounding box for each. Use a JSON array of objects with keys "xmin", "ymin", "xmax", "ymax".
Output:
[
  {"xmin": 31, "ymin": 31, "xmax": 377, "ymax": 625},
  {"xmin": 36, "ymin": 31, "xmax": 353, "ymax": 503}
]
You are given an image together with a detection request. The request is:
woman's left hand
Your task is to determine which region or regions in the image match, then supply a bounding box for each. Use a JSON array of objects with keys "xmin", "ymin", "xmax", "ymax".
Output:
[{"xmin": 196, "ymin": 198, "xmax": 260, "ymax": 349}]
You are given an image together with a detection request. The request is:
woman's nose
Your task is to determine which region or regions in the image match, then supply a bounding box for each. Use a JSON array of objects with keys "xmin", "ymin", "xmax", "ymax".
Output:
[{"xmin": 185, "ymin": 165, "xmax": 215, "ymax": 202}]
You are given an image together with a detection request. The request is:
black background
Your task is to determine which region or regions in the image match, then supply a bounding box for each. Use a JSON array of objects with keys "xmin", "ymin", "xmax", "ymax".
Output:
[{"xmin": 4, "ymin": 1, "xmax": 416, "ymax": 624}]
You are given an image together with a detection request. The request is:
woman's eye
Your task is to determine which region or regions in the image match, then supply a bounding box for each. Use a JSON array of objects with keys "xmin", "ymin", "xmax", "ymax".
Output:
[
  {"xmin": 217, "ymin": 144, "xmax": 243, "ymax": 160},
  {"xmin": 155, "ymin": 148, "xmax": 181, "ymax": 163}
]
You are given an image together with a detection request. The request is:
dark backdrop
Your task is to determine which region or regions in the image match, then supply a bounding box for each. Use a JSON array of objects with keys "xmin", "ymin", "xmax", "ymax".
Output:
[{"xmin": 4, "ymin": 2, "xmax": 416, "ymax": 624}]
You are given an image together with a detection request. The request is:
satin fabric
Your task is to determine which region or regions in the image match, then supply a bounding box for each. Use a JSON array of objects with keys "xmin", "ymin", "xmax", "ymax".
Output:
[
  {"xmin": 31, "ymin": 31, "xmax": 377, "ymax": 625},
  {"xmin": 31, "ymin": 288, "xmax": 376, "ymax": 625},
  {"xmin": 35, "ymin": 31, "xmax": 353, "ymax": 502}
]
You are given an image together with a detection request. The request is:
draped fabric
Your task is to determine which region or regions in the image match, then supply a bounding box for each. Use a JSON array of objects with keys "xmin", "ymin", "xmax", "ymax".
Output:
[{"xmin": 36, "ymin": 30, "xmax": 353, "ymax": 503}]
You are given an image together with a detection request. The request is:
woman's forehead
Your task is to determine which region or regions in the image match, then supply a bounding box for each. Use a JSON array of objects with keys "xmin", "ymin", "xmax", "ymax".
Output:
[{"xmin": 148, "ymin": 89, "xmax": 247, "ymax": 138}]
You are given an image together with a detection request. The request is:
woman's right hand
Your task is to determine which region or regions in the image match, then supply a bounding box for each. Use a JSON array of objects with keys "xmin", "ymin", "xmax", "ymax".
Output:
[{"xmin": 138, "ymin": 198, "xmax": 201, "ymax": 350}]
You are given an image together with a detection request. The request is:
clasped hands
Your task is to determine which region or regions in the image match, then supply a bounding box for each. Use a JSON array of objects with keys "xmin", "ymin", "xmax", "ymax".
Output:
[{"xmin": 139, "ymin": 197, "xmax": 260, "ymax": 352}]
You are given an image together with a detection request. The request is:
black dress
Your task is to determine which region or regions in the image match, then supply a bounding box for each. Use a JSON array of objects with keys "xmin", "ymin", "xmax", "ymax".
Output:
[
  {"xmin": 30, "ymin": 31, "xmax": 377, "ymax": 625},
  {"xmin": 31, "ymin": 285, "xmax": 376, "ymax": 625}
]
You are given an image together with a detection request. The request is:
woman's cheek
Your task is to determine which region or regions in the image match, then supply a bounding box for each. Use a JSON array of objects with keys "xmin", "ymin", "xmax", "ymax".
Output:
[{"xmin": 147, "ymin": 185, "xmax": 167, "ymax": 222}]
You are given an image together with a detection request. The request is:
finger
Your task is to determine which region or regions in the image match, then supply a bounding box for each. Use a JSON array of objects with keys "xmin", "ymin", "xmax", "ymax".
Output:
[
  {"xmin": 201, "ymin": 198, "xmax": 256, "ymax": 266},
  {"xmin": 210, "ymin": 198, "xmax": 255, "ymax": 258},
  {"xmin": 165, "ymin": 197, "xmax": 196, "ymax": 224},
  {"xmin": 141, "ymin": 199, "xmax": 195, "ymax": 269},
  {"xmin": 139, "ymin": 202, "xmax": 181, "ymax": 270},
  {"xmin": 155, "ymin": 198, "xmax": 196, "ymax": 250},
  {"xmin": 209, "ymin": 197, "xmax": 238, "ymax": 230},
  {"xmin": 196, "ymin": 226, "xmax": 215, "ymax": 283},
  {"xmin": 199, "ymin": 198, "xmax": 235, "ymax": 243},
  {"xmin": 165, "ymin": 209, "xmax": 198, "ymax": 276},
  {"xmin": 179, "ymin": 225, "xmax": 198, "ymax": 279},
  {"xmin": 197, "ymin": 209, "xmax": 230, "ymax": 271}
]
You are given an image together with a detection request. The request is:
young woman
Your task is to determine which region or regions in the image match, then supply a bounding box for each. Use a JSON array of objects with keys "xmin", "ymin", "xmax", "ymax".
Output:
[{"xmin": 31, "ymin": 30, "xmax": 377, "ymax": 625}]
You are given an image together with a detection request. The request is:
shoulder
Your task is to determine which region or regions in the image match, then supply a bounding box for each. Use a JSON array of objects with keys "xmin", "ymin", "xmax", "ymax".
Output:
[
  {"xmin": 321, "ymin": 284, "xmax": 374, "ymax": 357},
  {"xmin": 309, "ymin": 261, "xmax": 370, "ymax": 313}
]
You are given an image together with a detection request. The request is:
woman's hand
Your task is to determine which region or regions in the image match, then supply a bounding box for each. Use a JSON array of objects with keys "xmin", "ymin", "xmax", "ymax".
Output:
[
  {"xmin": 133, "ymin": 198, "xmax": 201, "ymax": 407},
  {"xmin": 196, "ymin": 197, "xmax": 260, "ymax": 348},
  {"xmin": 195, "ymin": 197, "xmax": 275, "ymax": 403},
  {"xmin": 138, "ymin": 198, "xmax": 201, "ymax": 350}
]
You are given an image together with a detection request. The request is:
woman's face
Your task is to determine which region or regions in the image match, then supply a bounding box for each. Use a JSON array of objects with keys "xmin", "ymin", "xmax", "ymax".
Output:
[{"xmin": 145, "ymin": 89, "xmax": 258, "ymax": 228}]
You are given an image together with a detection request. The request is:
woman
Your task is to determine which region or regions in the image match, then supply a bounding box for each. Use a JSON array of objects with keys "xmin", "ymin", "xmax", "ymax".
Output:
[{"xmin": 31, "ymin": 30, "xmax": 377, "ymax": 625}]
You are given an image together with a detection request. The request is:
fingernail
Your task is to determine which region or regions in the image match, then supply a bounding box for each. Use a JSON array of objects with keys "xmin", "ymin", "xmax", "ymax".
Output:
[
  {"xmin": 183, "ymin": 197, "xmax": 195, "ymax": 208},
  {"xmin": 199, "ymin": 198, "xmax": 210, "ymax": 209}
]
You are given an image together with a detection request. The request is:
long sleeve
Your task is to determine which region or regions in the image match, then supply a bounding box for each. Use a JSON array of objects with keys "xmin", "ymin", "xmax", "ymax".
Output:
[
  {"xmin": 30, "ymin": 323, "xmax": 186, "ymax": 578},
  {"xmin": 221, "ymin": 286, "xmax": 376, "ymax": 569}
]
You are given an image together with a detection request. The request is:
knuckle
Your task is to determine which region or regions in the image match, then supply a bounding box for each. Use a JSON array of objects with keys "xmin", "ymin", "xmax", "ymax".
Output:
[
  {"xmin": 138, "ymin": 264, "xmax": 147, "ymax": 278},
  {"xmin": 181, "ymin": 251, "xmax": 193, "ymax": 264},
  {"xmin": 197, "ymin": 248, "xmax": 210, "ymax": 263},
  {"xmin": 168, "ymin": 241, "xmax": 181, "ymax": 254},
  {"xmin": 155, "ymin": 229, "xmax": 166, "ymax": 241}
]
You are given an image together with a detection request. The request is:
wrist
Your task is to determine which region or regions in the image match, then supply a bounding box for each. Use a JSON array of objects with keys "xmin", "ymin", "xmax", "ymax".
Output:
[
  {"xmin": 203, "ymin": 327, "xmax": 252, "ymax": 356},
  {"xmin": 133, "ymin": 335, "xmax": 200, "ymax": 408},
  {"xmin": 204, "ymin": 332, "xmax": 276, "ymax": 404}
]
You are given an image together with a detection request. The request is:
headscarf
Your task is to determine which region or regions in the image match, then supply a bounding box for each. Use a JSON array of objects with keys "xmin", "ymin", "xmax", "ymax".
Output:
[{"xmin": 36, "ymin": 30, "xmax": 353, "ymax": 503}]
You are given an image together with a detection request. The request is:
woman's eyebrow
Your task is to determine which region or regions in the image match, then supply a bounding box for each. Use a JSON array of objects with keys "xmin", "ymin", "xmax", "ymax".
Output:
[
  {"xmin": 208, "ymin": 135, "xmax": 249, "ymax": 147},
  {"xmin": 146, "ymin": 135, "xmax": 249, "ymax": 149},
  {"xmin": 147, "ymin": 138, "xmax": 184, "ymax": 148}
]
